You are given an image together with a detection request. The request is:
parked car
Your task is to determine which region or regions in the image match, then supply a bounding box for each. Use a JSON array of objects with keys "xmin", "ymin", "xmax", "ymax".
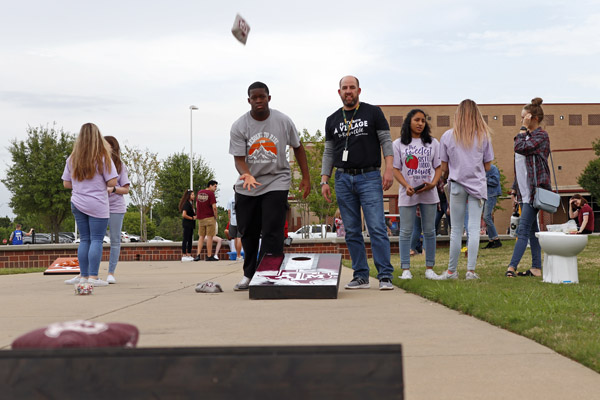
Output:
[
  {"xmin": 126, "ymin": 232, "xmax": 141, "ymax": 242},
  {"xmin": 148, "ymin": 236, "xmax": 173, "ymax": 243},
  {"xmin": 74, "ymin": 236, "xmax": 110, "ymax": 244},
  {"xmin": 60, "ymin": 232, "xmax": 76, "ymax": 241},
  {"xmin": 22, "ymin": 233, "xmax": 52, "ymax": 244},
  {"xmin": 120, "ymin": 231, "xmax": 131, "ymax": 243},
  {"xmin": 289, "ymin": 224, "xmax": 334, "ymax": 239}
]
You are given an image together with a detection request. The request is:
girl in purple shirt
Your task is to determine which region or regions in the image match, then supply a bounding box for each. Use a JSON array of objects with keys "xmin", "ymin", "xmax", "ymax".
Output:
[
  {"xmin": 393, "ymin": 109, "xmax": 442, "ymax": 280},
  {"xmin": 62, "ymin": 123, "xmax": 117, "ymax": 287},
  {"xmin": 439, "ymin": 100, "xmax": 494, "ymax": 280},
  {"xmin": 103, "ymin": 136, "xmax": 130, "ymax": 283}
]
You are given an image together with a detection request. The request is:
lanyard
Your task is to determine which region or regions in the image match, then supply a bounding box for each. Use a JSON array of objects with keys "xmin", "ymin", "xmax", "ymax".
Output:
[{"xmin": 342, "ymin": 103, "xmax": 359, "ymax": 150}]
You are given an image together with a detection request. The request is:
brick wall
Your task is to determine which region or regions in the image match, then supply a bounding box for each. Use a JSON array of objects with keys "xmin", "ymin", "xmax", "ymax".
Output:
[{"xmin": 0, "ymin": 239, "xmax": 401, "ymax": 269}]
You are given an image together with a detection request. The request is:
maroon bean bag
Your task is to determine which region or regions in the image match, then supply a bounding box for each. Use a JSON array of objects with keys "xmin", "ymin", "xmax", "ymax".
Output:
[{"xmin": 12, "ymin": 320, "xmax": 139, "ymax": 349}]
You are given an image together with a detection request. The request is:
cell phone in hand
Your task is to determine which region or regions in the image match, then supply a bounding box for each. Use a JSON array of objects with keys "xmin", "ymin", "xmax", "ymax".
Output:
[{"xmin": 413, "ymin": 183, "xmax": 425, "ymax": 191}]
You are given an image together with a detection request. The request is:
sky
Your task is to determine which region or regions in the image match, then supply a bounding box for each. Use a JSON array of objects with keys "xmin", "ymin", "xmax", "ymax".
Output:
[{"xmin": 1, "ymin": 0, "xmax": 599, "ymax": 218}]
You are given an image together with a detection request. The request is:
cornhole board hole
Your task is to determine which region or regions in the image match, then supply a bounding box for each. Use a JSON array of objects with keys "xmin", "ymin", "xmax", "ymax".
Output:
[
  {"xmin": 44, "ymin": 257, "xmax": 79, "ymax": 275},
  {"xmin": 249, "ymin": 253, "xmax": 342, "ymax": 299},
  {"xmin": 0, "ymin": 345, "xmax": 403, "ymax": 399}
]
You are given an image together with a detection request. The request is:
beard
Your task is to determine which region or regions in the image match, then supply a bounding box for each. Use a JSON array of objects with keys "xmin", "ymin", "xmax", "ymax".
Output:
[{"xmin": 343, "ymin": 96, "xmax": 358, "ymax": 108}]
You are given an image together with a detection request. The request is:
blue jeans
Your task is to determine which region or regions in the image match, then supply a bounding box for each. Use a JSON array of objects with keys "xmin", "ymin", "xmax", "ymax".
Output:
[
  {"xmin": 108, "ymin": 212, "xmax": 124, "ymax": 274},
  {"xmin": 410, "ymin": 214, "xmax": 422, "ymax": 252},
  {"xmin": 509, "ymin": 203, "xmax": 542, "ymax": 270},
  {"xmin": 335, "ymin": 170, "xmax": 394, "ymax": 280},
  {"xmin": 71, "ymin": 203, "xmax": 108, "ymax": 277},
  {"xmin": 448, "ymin": 182, "xmax": 484, "ymax": 272},
  {"xmin": 400, "ymin": 204, "xmax": 437, "ymax": 269},
  {"xmin": 483, "ymin": 195, "xmax": 499, "ymax": 240},
  {"xmin": 435, "ymin": 197, "xmax": 448, "ymax": 234}
]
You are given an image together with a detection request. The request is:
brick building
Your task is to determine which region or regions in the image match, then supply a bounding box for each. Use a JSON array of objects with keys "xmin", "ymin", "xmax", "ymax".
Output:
[{"xmin": 380, "ymin": 103, "xmax": 600, "ymax": 234}]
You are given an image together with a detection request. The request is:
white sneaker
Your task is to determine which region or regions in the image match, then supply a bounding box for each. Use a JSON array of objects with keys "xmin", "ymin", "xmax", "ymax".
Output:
[
  {"xmin": 399, "ymin": 270, "xmax": 413, "ymax": 280},
  {"xmin": 181, "ymin": 256, "xmax": 193, "ymax": 262},
  {"xmin": 438, "ymin": 270, "xmax": 458, "ymax": 280},
  {"xmin": 234, "ymin": 276, "xmax": 251, "ymax": 291},
  {"xmin": 88, "ymin": 278, "xmax": 109, "ymax": 287},
  {"xmin": 106, "ymin": 275, "xmax": 116, "ymax": 284},
  {"xmin": 425, "ymin": 269, "xmax": 439, "ymax": 280},
  {"xmin": 64, "ymin": 275, "xmax": 82, "ymax": 285},
  {"xmin": 466, "ymin": 271, "xmax": 480, "ymax": 280}
]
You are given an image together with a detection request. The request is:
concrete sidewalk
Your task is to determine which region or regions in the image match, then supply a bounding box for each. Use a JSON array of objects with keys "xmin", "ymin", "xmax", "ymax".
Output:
[{"xmin": 1, "ymin": 259, "xmax": 599, "ymax": 399}]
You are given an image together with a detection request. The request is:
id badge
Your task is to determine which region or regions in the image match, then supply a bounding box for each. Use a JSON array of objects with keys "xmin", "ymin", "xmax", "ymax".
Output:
[{"xmin": 342, "ymin": 149, "xmax": 349, "ymax": 162}]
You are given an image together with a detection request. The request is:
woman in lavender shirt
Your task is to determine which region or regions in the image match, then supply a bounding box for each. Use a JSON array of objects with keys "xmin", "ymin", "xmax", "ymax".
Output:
[
  {"xmin": 62, "ymin": 123, "xmax": 117, "ymax": 287},
  {"xmin": 103, "ymin": 136, "xmax": 130, "ymax": 284},
  {"xmin": 393, "ymin": 109, "xmax": 442, "ymax": 280},
  {"xmin": 439, "ymin": 100, "xmax": 494, "ymax": 280}
]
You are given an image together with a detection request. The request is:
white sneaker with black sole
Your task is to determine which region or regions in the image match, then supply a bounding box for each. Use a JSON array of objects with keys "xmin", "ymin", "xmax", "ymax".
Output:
[{"xmin": 379, "ymin": 278, "xmax": 394, "ymax": 290}]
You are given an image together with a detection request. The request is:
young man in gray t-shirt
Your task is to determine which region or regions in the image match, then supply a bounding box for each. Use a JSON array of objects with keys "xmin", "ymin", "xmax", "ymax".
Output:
[{"xmin": 229, "ymin": 81, "xmax": 310, "ymax": 291}]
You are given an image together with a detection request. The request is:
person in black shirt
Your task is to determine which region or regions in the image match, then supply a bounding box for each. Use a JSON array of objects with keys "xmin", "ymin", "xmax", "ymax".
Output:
[
  {"xmin": 179, "ymin": 189, "xmax": 196, "ymax": 262},
  {"xmin": 320, "ymin": 75, "xmax": 395, "ymax": 290}
]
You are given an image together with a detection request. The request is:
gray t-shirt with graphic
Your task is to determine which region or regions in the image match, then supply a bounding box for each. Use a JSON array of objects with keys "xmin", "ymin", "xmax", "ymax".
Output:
[{"xmin": 229, "ymin": 109, "xmax": 300, "ymax": 196}]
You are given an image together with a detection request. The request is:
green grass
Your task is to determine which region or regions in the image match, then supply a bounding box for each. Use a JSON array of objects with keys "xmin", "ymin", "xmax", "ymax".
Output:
[
  {"xmin": 361, "ymin": 236, "xmax": 600, "ymax": 373},
  {"xmin": 0, "ymin": 267, "xmax": 46, "ymax": 275}
]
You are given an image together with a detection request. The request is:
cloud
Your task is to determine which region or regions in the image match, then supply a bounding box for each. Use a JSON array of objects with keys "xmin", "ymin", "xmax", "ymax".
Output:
[
  {"xmin": 427, "ymin": 13, "xmax": 600, "ymax": 57},
  {"xmin": 0, "ymin": 91, "xmax": 126, "ymax": 110}
]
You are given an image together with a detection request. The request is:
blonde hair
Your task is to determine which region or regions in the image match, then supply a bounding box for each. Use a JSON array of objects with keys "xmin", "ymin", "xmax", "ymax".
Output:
[
  {"xmin": 523, "ymin": 97, "xmax": 544, "ymax": 123},
  {"xmin": 70, "ymin": 123, "xmax": 112, "ymax": 181},
  {"xmin": 453, "ymin": 99, "xmax": 492, "ymax": 148},
  {"xmin": 335, "ymin": 208, "xmax": 341, "ymax": 219}
]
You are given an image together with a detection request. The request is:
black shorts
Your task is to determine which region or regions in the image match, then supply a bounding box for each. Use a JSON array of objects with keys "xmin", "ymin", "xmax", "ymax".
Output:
[{"xmin": 229, "ymin": 224, "xmax": 242, "ymax": 238}]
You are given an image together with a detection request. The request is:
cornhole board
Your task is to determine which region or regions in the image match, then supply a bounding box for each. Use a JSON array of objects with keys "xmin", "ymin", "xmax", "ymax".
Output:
[
  {"xmin": 0, "ymin": 345, "xmax": 404, "ymax": 399},
  {"xmin": 44, "ymin": 257, "xmax": 80, "ymax": 275},
  {"xmin": 249, "ymin": 253, "xmax": 342, "ymax": 299}
]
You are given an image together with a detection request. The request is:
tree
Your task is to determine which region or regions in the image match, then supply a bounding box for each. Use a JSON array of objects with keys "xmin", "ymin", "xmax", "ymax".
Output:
[
  {"xmin": 578, "ymin": 138, "xmax": 600, "ymax": 200},
  {"xmin": 0, "ymin": 216, "xmax": 11, "ymax": 228},
  {"xmin": 290, "ymin": 129, "xmax": 337, "ymax": 237},
  {"xmin": 154, "ymin": 152, "xmax": 215, "ymax": 221},
  {"xmin": 123, "ymin": 211, "xmax": 156, "ymax": 238},
  {"xmin": 2, "ymin": 124, "xmax": 74, "ymax": 242},
  {"xmin": 156, "ymin": 216, "xmax": 182, "ymax": 241},
  {"xmin": 122, "ymin": 146, "xmax": 160, "ymax": 242}
]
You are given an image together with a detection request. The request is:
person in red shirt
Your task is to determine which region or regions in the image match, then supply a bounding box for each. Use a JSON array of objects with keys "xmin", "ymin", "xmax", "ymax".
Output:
[
  {"xmin": 569, "ymin": 194, "xmax": 595, "ymax": 234},
  {"xmin": 194, "ymin": 180, "xmax": 219, "ymax": 261}
]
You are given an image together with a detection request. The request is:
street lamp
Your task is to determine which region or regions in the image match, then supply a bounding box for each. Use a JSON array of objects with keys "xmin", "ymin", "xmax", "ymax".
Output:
[{"xmin": 189, "ymin": 105, "xmax": 198, "ymax": 191}]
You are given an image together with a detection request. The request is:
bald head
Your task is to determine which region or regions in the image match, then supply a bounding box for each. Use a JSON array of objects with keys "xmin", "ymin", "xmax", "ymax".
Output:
[
  {"xmin": 339, "ymin": 75, "xmax": 360, "ymax": 88},
  {"xmin": 338, "ymin": 76, "xmax": 361, "ymax": 110}
]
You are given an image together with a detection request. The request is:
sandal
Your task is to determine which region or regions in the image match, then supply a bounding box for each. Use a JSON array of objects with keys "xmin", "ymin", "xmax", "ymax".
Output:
[
  {"xmin": 505, "ymin": 270, "xmax": 516, "ymax": 278},
  {"xmin": 517, "ymin": 269, "xmax": 540, "ymax": 277}
]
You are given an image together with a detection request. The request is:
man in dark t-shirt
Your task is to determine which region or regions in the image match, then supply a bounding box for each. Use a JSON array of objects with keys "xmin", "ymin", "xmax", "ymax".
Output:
[
  {"xmin": 320, "ymin": 75, "xmax": 395, "ymax": 291},
  {"xmin": 194, "ymin": 180, "xmax": 218, "ymax": 261}
]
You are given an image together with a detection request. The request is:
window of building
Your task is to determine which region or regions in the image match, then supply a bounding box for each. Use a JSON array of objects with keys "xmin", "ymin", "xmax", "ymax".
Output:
[
  {"xmin": 503, "ymin": 115, "xmax": 516, "ymax": 126},
  {"xmin": 569, "ymin": 114, "xmax": 583, "ymax": 125},
  {"xmin": 437, "ymin": 115, "xmax": 450, "ymax": 127},
  {"xmin": 588, "ymin": 114, "xmax": 600, "ymax": 126},
  {"xmin": 545, "ymin": 115, "xmax": 554, "ymax": 126},
  {"xmin": 390, "ymin": 116, "xmax": 403, "ymax": 127},
  {"xmin": 483, "ymin": 115, "xmax": 488, "ymax": 124}
]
